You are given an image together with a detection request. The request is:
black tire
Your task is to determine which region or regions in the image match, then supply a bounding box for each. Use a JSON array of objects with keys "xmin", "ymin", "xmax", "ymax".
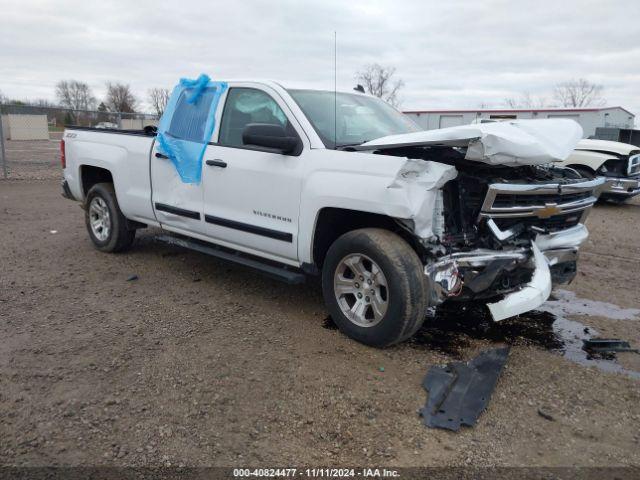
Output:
[
  {"xmin": 84, "ymin": 183, "xmax": 135, "ymax": 253},
  {"xmin": 322, "ymin": 228, "xmax": 429, "ymax": 347}
]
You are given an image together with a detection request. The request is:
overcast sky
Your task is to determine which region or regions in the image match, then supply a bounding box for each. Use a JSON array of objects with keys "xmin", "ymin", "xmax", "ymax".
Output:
[{"xmin": 1, "ymin": 0, "xmax": 639, "ymax": 116}]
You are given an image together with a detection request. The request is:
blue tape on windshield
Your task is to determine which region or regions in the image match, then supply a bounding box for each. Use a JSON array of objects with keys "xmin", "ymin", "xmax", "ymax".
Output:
[{"xmin": 156, "ymin": 74, "xmax": 228, "ymax": 184}]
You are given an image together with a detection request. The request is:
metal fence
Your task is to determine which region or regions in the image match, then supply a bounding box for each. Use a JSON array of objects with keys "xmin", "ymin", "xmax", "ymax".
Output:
[{"xmin": 0, "ymin": 104, "xmax": 159, "ymax": 180}]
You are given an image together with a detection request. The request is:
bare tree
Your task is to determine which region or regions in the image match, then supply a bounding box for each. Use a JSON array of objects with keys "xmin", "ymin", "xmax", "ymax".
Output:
[
  {"xmin": 148, "ymin": 87, "xmax": 171, "ymax": 116},
  {"xmin": 355, "ymin": 63, "xmax": 405, "ymax": 107},
  {"xmin": 553, "ymin": 78, "xmax": 605, "ymax": 107},
  {"xmin": 105, "ymin": 82, "xmax": 137, "ymax": 113},
  {"xmin": 30, "ymin": 98, "xmax": 58, "ymax": 108},
  {"xmin": 503, "ymin": 91, "xmax": 547, "ymax": 109},
  {"xmin": 503, "ymin": 97, "xmax": 520, "ymax": 109},
  {"xmin": 55, "ymin": 80, "xmax": 96, "ymax": 111}
]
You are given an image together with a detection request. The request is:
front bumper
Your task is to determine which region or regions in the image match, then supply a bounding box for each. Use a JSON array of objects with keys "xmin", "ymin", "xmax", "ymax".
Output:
[
  {"xmin": 487, "ymin": 242, "xmax": 551, "ymax": 321},
  {"xmin": 425, "ymin": 224, "xmax": 589, "ymax": 321},
  {"xmin": 600, "ymin": 176, "xmax": 640, "ymax": 199}
]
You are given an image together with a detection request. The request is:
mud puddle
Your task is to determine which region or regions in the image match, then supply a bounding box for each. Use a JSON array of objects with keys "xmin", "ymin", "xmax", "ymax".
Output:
[
  {"xmin": 540, "ymin": 289, "xmax": 640, "ymax": 320},
  {"xmin": 410, "ymin": 289, "xmax": 640, "ymax": 379}
]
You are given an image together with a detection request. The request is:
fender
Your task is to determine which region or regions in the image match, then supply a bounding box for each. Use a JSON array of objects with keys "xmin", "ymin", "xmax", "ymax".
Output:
[
  {"xmin": 71, "ymin": 140, "xmax": 126, "ymax": 200},
  {"xmin": 297, "ymin": 149, "xmax": 457, "ymax": 264},
  {"xmin": 558, "ymin": 149, "xmax": 617, "ymax": 172}
]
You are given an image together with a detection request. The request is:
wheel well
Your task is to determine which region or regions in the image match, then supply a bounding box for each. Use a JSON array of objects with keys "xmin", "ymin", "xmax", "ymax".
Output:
[
  {"xmin": 567, "ymin": 164, "xmax": 595, "ymax": 172},
  {"xmin": 311, "ymin": 207, "xmax": 418, "ymax": 270},
  {"xmin": 81, "ymin": 166, "xmax": 113, "ymax": 198},
  {"xmin": 566, "ymin": 164, "xmax": 596, "ymax": 179}
]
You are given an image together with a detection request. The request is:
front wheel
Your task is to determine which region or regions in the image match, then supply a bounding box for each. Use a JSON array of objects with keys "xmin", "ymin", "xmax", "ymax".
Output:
[
  {"xmin": 322, "ymin": 228, "xmax": 429, "ymax": 347},
  {"xmin": 85, "ymin": 183, "xmax": 135, "ymax": 252}
]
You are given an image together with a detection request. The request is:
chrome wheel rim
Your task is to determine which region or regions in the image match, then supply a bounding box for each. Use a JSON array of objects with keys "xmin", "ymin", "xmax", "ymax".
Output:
[
  {"xmin": 333, "ymin": 253, "xmax": 389, "ymax": 327},
  {"xmin": 89, "ymin": 197, "xmax": 111, "ymax": 242}
]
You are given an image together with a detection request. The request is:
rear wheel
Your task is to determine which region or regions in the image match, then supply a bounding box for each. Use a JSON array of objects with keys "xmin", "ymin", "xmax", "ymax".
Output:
[
  {"xmin": 85, "ymin": 183, "xmax": 135, "ymax": 252},
  {"xmin": 322, "ymin": 228, "xmax": 429, "ymax": 347}
]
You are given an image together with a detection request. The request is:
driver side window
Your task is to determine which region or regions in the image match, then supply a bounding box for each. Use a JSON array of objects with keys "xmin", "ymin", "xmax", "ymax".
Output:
[{"xmin": 218, "ymin": 88, "xmax": 293, "ymax": 148}]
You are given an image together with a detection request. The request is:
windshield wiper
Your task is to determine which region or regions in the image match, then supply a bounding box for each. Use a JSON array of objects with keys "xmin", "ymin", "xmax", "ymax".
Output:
[{"xmin": 336, "ymin": 140, "xmax": 370, "ymax": 150}]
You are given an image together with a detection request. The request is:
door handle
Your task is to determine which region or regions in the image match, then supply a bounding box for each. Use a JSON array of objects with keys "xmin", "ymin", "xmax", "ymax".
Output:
[
  {"xmin": 206, "ymin": 159, "xmax": 227, "ymax": 168},
  {"xmin": 155, "ymin": 152, "xmax": 169, "ymax": 159}
]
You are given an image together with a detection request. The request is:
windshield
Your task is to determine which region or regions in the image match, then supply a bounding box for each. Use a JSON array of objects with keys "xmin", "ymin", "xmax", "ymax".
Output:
[{"xmin": 288, "ymin": 89, "xmax": 421, "ymax": 149}]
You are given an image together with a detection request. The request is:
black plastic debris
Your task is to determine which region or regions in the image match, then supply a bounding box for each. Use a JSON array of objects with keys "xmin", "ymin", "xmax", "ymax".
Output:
[
  {"xmin": 582, "ymin": 338, "xmax": 639, "ymax": 354},
  {"xmin": 126, "ymin": 274, "xmax": 139, "ymax": 282},
  {"xmin": 419, "ymin": 347, "xmax": 509, "ymax": 431},
  {"xmin": 537, "ymin": 408, "xmax": 555, "ymax": 422}
]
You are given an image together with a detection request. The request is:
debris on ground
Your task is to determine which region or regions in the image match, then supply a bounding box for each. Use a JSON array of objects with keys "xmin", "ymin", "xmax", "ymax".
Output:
[
  {"xmin": 126, "ymin": 274, "xmax": 139, "ymax": 282},
  {"xmin": 582, "ymin": 338, "xmax": 639, "ymax": 355},
  {"xmin": 419, "ymin": 347, "xmax": 510, "ymax": 431},
  {"xmin": 537, "ymin": 408, "xmax": 555, "ymax": 421},
  {"xmin": 413, "ymin": 297, "xmax": 640, "ymax": 379}
]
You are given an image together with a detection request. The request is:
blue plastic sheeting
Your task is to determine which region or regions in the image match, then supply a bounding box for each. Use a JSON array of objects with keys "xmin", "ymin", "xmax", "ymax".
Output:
[{"xmin": 156, "ymin": 74, "xmax": 228, "ymax": 183}]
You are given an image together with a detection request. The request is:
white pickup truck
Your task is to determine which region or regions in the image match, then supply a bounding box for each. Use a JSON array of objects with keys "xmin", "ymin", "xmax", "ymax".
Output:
[
  {"xmin": 558, "ymin": 139, "xmax": 640, "ymax": 202},
  {"xmin": 61, "ymin": 78, "xmax": 604, "ymax": 347}
]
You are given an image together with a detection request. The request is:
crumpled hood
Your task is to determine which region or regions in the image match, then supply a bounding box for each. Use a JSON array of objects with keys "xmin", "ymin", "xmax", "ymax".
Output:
[{"xmin": 356, "ymin": 119, "xmax": 583, "ymax": 166}]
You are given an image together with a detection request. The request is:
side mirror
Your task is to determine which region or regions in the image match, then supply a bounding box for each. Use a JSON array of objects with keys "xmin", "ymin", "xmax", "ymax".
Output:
[{"xmin": 242, "ymin": 123, "xmax": 301, "ymax": 155}]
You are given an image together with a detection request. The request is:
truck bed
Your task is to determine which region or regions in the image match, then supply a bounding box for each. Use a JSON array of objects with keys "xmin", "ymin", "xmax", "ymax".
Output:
[{"xmin": 63, "ymin": 127, "xmax": 157, "ymax": 225}]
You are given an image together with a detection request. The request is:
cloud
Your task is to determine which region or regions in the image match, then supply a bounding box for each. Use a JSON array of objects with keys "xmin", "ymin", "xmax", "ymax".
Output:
[{"xmin": 0, "ymin": 0, "xmax": 638, "ymax": 116}]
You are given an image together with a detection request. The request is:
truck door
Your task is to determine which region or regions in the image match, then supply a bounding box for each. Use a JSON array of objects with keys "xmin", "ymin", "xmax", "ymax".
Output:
[
  {"xmin": 150, "ymin": 87, "xmax": 222, "ymax": 235},
  {"xmin": 150, "ymin": 141, "xmax": 203, "ymax": 233},
  {"xmin": 200, "ymin": 86, "xmax": 306, "ymax": 264}
]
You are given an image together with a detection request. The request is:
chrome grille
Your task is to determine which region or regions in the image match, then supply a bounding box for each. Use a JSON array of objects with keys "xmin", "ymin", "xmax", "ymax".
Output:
[
  {"xmin": 480, "ymin": 178, "xmax": 604, "ymax": 221},
  {"xmin": 492, "ymin": 191, "xmax": 591, "ymax": 208}
]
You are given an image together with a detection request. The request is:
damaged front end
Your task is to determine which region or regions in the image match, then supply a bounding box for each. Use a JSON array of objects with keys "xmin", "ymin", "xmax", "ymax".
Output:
[
  {"xmin": 366, "ymin": 120, "xmax": 605, "ymax": 321},
  {"xmin": 424, "ymin": 167, "xmax": 603, "ymax": 320}
]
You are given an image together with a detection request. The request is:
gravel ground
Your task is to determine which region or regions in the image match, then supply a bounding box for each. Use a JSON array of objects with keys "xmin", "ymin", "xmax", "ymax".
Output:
[
  {"xmin": 1, "ymin": 150, "xmax": 640, "ymax": 468},
  {"xmin": 1, "ymin": 139, "xmax": 62, "ymax": 180}
]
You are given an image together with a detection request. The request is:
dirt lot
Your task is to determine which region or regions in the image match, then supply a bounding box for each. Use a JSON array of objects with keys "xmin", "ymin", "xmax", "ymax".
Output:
[{"xmin": 1, "ymin": 144, "xmax": 640, "ymax": 468}]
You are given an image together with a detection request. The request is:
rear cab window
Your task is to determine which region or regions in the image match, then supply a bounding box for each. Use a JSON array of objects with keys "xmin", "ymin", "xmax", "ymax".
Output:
[{"xmin": 168, "ymin": 89, "xmax": 218, "ymax": 142}]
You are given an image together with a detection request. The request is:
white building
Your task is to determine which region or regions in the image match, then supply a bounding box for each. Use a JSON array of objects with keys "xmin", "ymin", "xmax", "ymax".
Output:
[
  {"xmin": 1, "ymin": 114, "xmax": 49, "ymax": 140},
  {"xmin": 404, "ymin": 106, "xmax": 635, "ymax": 138}
]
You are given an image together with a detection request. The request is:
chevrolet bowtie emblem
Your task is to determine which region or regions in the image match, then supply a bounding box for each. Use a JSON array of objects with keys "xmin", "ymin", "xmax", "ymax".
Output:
[{"xmin": 536, "ymin": 203, "xmax": 561, "ymax": 219}]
